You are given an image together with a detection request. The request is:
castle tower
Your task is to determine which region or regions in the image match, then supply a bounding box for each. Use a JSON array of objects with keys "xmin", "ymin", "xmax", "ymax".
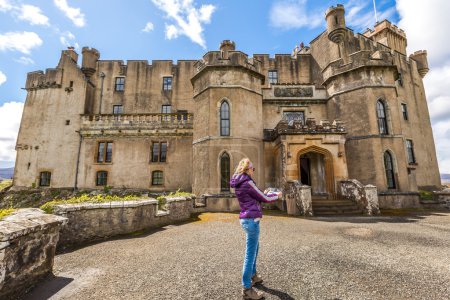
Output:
[
  {"xmin": 363, "ymin": 20, "xmax": 407, "ymax": 55},
  {"xmin": 191, "ymin": 41, "xmax": 265, "ymax": 195},
  {"xmin": 325, "ymin": 4, "xmax": 346, "ymax": 44},
  {"xmin": 410, "ymin": 50, "xmax": 429, "ymax": 77},
  {"xmin": 81, "ymin": 47, "xmax": 100, "ymax": 78}
]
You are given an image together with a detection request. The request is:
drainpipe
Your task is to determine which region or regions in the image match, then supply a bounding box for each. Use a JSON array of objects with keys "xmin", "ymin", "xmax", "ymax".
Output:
[
  {"xmin": 74, "ymin": 130, "xmax": 83, "ymax": 190},
  {"xmin": 99, "ymin": 72, "xmax": 105, "ymax": 114}
]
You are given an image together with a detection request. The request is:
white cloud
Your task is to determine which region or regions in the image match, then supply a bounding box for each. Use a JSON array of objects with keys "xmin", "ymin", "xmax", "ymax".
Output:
[
  {"xmin": 14, "ymin": 56, "xmax": 35, "ymax": 65},
  {"xmin": 53, "ymin": 0, "xmax": 85, "ymax": 27},
  {"xmin": 17, "ymin": 4, "xmax": 49, "ymax": 26},
  {"xmin": 345, "ymin": 0, "xmax": 396, "ymax": 31},
  {"xmin": 0, "ymin": 70, "xmax": 6, "ymax": 85},
  {"xmin": 59, "ymin": 31, "xmax": 79, "ymax": 49},
  {"xmin": 397, "ymin": 0, "xmax": 450, "ymax": 173},
  {"xmin": 0, "ymin": 31, "xmax": 43, "ymax": 54},
  {"xmin": 142, "ymin": 21, "xmax": 154, "ymax": 32},
  {"xmin": 0, "ymin": 0, "xmax": 13, "ymax": 12},
  {"xmin": 269, "ymin": 0, "xmax": 322, "ymax": 30},
  {"xmin": 0, "ymin": 101, "xmax": 23, "ymax": 163},
  {"xmin": 151, "ymin": 0, "xmax": 216, "ymax": 49}
]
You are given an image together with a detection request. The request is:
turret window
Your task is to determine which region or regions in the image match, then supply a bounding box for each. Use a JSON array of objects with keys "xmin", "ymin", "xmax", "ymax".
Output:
[
  {"xmin": 115, "ymin": 77, "xmax": 125, "ymax": 91},
  {"xmin": 220, "ymin": 152, "xmax": 230, "ymax": 192},
  {"xmin": 220, "ymin": 101, "xmax": 230, "ymax": 136},
  {"xmin": 377, "ymin": 100, "xmax": 388, "ymax": 135}
]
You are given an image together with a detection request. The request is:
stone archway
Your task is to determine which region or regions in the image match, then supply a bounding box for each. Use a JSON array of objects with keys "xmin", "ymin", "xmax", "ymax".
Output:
[{"xmin": 297, "ymin": 146, "xmax": 335, "ymax": 197}]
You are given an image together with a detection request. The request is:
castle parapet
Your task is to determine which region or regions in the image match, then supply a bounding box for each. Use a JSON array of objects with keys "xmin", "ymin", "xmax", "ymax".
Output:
[
  {"xmin": 363, "ymin": 20, "xmax": 407, "ymax": 55},
  {"xmin": 25, "ymin": 68, "xmax": 63, "ymax": 90}
]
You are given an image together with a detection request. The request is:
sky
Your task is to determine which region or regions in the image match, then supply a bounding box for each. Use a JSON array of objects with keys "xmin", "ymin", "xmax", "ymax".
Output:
[{"xmin": 0, "ymin": 0, "xmax": 449, "ymax": 174}]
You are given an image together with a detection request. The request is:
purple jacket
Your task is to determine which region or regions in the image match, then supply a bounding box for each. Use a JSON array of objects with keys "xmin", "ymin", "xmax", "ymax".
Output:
[{"xmin": 230, "ymin": 173, "xmax": 279, "ymax": 219}]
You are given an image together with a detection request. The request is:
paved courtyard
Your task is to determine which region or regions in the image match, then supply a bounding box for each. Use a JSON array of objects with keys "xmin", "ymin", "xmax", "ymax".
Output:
[{"xmin": 26, "ymin": 210, "xmax": 450, "ymax": 300}]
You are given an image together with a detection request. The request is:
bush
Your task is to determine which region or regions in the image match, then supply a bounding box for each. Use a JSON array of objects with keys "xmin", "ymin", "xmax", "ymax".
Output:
[
  {"xmin": 0, "ymin": 208, "xmax": 15, "ymax": 220},
  {"xmin": 40, "ymin": 194, "xmax": 140, "ymax": 214}
]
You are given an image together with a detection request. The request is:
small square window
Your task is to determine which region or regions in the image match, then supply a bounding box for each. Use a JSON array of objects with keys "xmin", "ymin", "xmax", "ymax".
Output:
[
  {"xmin": 39, "ymin": 171, "xmax": 51, "ymax": 186},
  {"xmin": 96, "ymin": 171, "xmax": 108, "ymax": 186},
  {"xmin": 268, "ymin": 70, "xmax": 278, "ymax": 84},
  {"xmin": 113, "ymin": 105, "xmax": 123, "ymax": 114},
  {"xmin": 152, "ymin": 171, "xmax": 164, "ymax": 185},
  {"xmin": 115, "ymin": 77, "xmax": 125, "ymax": 91},
  {"xmin": 65, "ymin": 120, "xmax": 70, "ymax": 125},
  {"xmin": 163, "ymin": 77, "xmax": 172, "ymax": 91}
]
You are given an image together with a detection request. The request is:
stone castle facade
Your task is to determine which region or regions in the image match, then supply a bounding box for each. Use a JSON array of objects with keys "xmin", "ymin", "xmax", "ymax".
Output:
[{"xmin": 13, "ymin": 5, "xmax": 441, "ymax": 208}]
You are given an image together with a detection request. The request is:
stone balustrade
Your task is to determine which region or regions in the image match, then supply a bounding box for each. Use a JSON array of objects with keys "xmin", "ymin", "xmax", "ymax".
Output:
[
  {"xmin": 340, "ymin": 179, "xmax": 380, "ymax": 215},
  {"xmin": 283, "ymin": 180, "xmax": 313, "ymax": 216},
  {"xmin": 53, "ymin": 197, "xmax": 193, "ymax": 248},
  {"xmin": 0, "ymin": 209, "xmax": 67, "ymax": 299}
]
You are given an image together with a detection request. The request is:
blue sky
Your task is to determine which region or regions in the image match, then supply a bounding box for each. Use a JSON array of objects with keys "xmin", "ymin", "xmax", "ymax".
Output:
[{"xmin": 1, "ymin": 0, "xmax": 449, "ymax": 174}]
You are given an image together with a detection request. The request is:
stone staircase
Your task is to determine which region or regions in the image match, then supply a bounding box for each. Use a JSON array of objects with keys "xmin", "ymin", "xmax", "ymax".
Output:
[{"xmin": 312, "ymin": 197, "xmax": 364, "ymax": 215}]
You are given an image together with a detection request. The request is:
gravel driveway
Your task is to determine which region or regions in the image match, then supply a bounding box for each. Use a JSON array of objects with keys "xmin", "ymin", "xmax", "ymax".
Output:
[{"xmin": 25, "ymin": 210, "xmax": 450, "ymax": 300}]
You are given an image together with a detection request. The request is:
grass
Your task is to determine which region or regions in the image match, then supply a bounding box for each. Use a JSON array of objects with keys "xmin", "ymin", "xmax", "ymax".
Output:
[
  {"xmin": 40, "ymin": 194, "xmax": 143, "ymax": 214},
  {"xmin": 0, "ymin": 208, "xmax": 15, "ymax": 220},
  {"xmin": 0, "ymin": 179, "xmax": 12, "ymax": 192}
]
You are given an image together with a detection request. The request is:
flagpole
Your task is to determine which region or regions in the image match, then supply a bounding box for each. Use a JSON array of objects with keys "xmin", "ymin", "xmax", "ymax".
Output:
[{"xmin": 373, "ymin": 0, "xmax": 379, "ymax": 23}]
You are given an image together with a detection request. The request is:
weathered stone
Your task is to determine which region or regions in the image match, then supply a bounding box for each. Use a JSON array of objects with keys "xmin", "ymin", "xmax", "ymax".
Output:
[
  {"xmin": 283, "ymin": 180, "xmax": 313, "ymax": 216},
  {"xmin": 340, "ymin": 180, "xmax": 380, "ymax": 215}
]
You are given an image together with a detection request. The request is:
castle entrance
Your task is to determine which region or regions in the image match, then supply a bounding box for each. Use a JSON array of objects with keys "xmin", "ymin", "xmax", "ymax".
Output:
[{"xmin": 298, "ymin": 146, "xmax": 335, "ymax": 198}]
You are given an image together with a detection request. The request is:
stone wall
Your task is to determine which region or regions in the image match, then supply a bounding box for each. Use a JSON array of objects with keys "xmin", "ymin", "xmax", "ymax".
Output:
[
  {"xmin": 54, "ymin": 197, "xmax": 193, "ymax": 248},
  {"xmin": 202, "ymin": 195, "xmax": 241, "ymax": 212},
  {"xmin": 283, "ymin": 180, "xmax": 313, "ymax": 216},
  {"xmin": 434, "ymin": 190, "xmax": 450, "ymax": 209},
  {"xmin": 340, "ymin": 179, "xmax": 380, "ymax": 215},
  {"xmin": 378, "ymin": 192, "xmax": 421, "ymax": 209},
  {"xmin": 0, "ymin": 209, "xmax": 67, "ymax": 299}
]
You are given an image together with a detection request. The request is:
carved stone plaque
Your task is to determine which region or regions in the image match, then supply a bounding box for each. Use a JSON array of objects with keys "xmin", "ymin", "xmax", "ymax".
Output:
[{"xmin": 274, "ymin": 87, "xmax": 313, "ymax": 97}]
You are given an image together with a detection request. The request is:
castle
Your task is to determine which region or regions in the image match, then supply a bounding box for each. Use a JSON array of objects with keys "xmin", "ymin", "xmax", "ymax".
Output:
[{"xmin": 13, "ymin": 5, "xmax": 441, "ymax": 208}]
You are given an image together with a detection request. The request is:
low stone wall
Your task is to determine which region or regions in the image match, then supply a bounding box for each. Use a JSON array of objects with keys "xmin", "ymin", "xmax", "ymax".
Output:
[
  {"xmin": 283, "ymin": 180, "xmax": 313, "ymax": 216},
  {"xmin": 0, "ymin": 209, "xmax": 67, "ymax": 299},
  {"xmin": 340, "ymin": 180, "xmax": 380, "ymax": 215},
  {"xmin": 53, "ymin": 197, "xmax": 193, "ymax": 248},
  {"xmin": 378, "ymin": 192, "xmax": 421, "ymax": 209},
  {"xmin": 202, "ymin": 194, "xmax": 240, "ymax": 212},
  {"xmin": 434, "ymin": 191, "xmax": 450, "ymax": 209}
]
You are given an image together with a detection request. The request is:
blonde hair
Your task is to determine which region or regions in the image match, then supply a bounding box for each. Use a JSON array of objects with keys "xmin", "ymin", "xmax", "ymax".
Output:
[{"xmin": 234, "ymin": 158, "xmax": 253, "ymax": 175}]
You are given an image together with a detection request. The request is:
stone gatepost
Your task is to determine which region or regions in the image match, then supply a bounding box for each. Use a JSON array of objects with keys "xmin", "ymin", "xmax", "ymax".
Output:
[
  {"xmin": 364, "ymin": 184, "xmax": 380, "ymax": 215},
  {"xmin": 283, "ymin": 180, "xmax": 313, "ymax": 216}
]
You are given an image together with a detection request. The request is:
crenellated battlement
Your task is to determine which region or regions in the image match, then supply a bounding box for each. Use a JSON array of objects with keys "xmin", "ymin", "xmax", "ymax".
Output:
[{"xmin": 25, "ymin": 68, "xmax": 63, "ymax": 90}]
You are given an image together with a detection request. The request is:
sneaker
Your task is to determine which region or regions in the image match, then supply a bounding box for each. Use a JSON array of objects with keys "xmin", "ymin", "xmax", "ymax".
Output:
[
  {"xmin": 251, "ymin": 273, "xmax": 263, "ymax": 285},
  {"xmin": 242, "ymin": 287, "xmax": 264, "ymax": 299}
]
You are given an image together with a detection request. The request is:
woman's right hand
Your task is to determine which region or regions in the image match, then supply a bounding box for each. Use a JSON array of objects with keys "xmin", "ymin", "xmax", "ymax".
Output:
[{"xmin": 277, "ymin": 192, "xmax": 283, "ymax": 199}]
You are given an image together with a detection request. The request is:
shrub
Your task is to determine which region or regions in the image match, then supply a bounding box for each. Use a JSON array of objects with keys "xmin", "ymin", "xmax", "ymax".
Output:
[{"xmin": 0, "ymin": 208, "xmax": 15, "ymax": 220}]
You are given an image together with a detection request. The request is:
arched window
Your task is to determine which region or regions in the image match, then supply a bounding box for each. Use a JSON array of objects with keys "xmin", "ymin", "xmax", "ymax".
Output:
[
  {"xmin": 220, "ymin": 101, "xmax": 230, "ymax": 136},
  {"xmin": 96, "ymin": 171, "xmax": 108, "ymax": 186},
  {"xmin": 377, "ymin": 100, "xmax": 388, "ymax": 135},
  {"xmin": 384, "ymin": 151, "xmax": 396, "ymax": 189},
  {"xmin": 220, "ymin": 152, "xmax": 230, "ymax": 192}
]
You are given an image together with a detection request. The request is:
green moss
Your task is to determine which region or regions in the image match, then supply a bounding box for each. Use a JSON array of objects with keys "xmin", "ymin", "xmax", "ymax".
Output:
[
  {"xmin": 0, "ymin": 180, "xmax": 12, "ymax": 192},
  {"xmin": 0, "ymin": 208, "xmax": 15, "ymax": 220},
  {"xmin": 40, "ymin": 194, "xmax": 142, "ymax": 214},
  {"xmin": 419, "ymin": 190, "xmax": 434, "ymax": 200}
]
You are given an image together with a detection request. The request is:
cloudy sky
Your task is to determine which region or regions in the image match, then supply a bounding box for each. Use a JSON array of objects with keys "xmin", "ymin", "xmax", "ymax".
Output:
[{"xmin": 0, "ymin": 0, "xmax": 449, "ymax": 174}]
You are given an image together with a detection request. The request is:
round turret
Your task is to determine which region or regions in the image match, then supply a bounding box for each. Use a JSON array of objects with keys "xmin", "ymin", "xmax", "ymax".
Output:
[
  {"xmin": 325, "ymin": 4, "xmax": 346, "ymax": 43},
  {"xmin": 410, "ymin": 50, "xmax": 429, "ymax": 78},
  {"xmin": 81, "ymin": 47, "xmax": 100, "ymax": 77},
  {"xmin": 220, "ymin": 40, "xmax": 235, "ymax": 52}
]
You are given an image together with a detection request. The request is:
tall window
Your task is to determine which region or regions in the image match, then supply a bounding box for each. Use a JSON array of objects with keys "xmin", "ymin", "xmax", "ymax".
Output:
[
  {"xmin": 96, "ymin": 171, "xmax": 108, "ymax": 186},
  {"xmin": 220, "ymin": 152, "xmax": 230, "ymax": 192},
  {"xmin": 113, "ymin": 105, "xmax": 123, "ymax": 114},
  {"xmin": 163, "ymin": 77, "xmax": 172, "ymax": 91},
  {"xmin": 401, "ymin": 103, "xmax": 408, "ymax": 121},
  {"xmin": 268, "ymin": 70, "xmax": 278, "ymax": 84},
  {"xmin": 220, "ymin": 101, "xmax": 230, "ymax": 136},
  {"xmin": 115, "ymin": 77, "xmax": 125, "ymax": 91},
  {"xmin": 97, "ymin": 142, "xmax": 113, "ymax": 163},
  {"xmin": 406, "ymin": 140, "xmax": 416, "ymax": 164},
  {"xmin": 384, "ymin": 151, "xmax": 396, "ymax": 189},
  {"xmin": 39, "ymin": 171, "xmax": 51, "ymax": 187},
  {"xmin": 152, "ymin": 171, "xmax": 164, "ymax": 185},
  {"xmin": 151, "ymin": 142, "xmax": 167, "ymax": 162},
  {"xmin": 377, "ymin": 100, "xmax": 388, "ymax": 135}
]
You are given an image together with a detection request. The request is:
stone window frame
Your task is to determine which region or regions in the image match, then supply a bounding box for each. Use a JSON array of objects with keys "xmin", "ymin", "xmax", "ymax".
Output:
[
  {"xmin": 96, "ymin": 141, "xmax": 113, "ymax": 164},
  {"xmin": 96, "ymin": 171, "xmax": 108, "ymax": 186},
  {"xmin": 401, "ymin": 103, "xmax": 408, "ymax": 121},
  {"xmin": 114, "ymin": 77, "xmax": 125, "ymax": 92},
  {"xmin": 162, "ymin": 76, "xmax": 173, "ymax": 91},
  {"xmin": 376, "ymin": 99, "xmax": 389, "ymax": 135},
  {"xmin": 39, "ymin": 171, "xmax": 51, "ymax": 187},
  {"xmin": 268, "ymin": 70, "xmax": 278, "ymax": 84},
  {"xmin": 219, "ymin": 151, "xmax": 231, "ymax": 192},
  {"xmin": 150, "ymin": 141, "xmax": 168, "ymax": 163},
  {"xmin": 219, "ymin": 99, "xmax": 231, "ymax": 136},
  {"xmin": 405, "ymin": 139, "xmax": 416, "ymax": 164},
  {"xmin": 382, "ymin": 150, "xmax": 397, "ymax": 190},
  {"xmin": 152, "ymin": 170, "xmax": 164, "ymax": 186}
]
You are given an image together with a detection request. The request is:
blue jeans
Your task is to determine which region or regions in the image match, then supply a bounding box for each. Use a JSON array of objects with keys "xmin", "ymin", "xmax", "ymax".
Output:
[{"xmin": 240, "ymin": 218, "xmax": 260, "ymax": 289}]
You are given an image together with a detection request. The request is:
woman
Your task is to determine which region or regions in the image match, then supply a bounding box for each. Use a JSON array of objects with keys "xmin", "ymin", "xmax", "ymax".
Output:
[{"xmin": 230, "ymin": 158, "xmax": 282, "ymax": 300}]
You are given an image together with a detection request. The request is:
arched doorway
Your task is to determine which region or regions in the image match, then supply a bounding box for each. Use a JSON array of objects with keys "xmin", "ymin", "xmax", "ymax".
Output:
[{"xmin": 298, "ymin": 146, "xmax": 335, "ymax": 197}]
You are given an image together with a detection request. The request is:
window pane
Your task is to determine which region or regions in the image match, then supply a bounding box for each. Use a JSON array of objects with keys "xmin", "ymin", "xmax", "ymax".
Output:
[
  {"xmin": 220, "ymin": 153, "xmax": 230, "ymax": 191},
  {"xmin": 268, "ymin": 70, "xmax": 278, "ymax": 84},
  {"xmin": 39, "ymin": 172, "xmax": 51, "ymax": 186},
  {"xmin": 221, "ymin": 120, "xmax": 230, "ymax": 136},
  {"xmin": 152, "ymin": 143, "xmax": 160, "ymax": 162},
  {"xmin": 97, "ymin": 171, "xmax": 107, "ymax": 186},
  {"xmin": 113, "ymin": 105, "xmax": 123, "ymax": 114},
  {"xmin": 160, "ymin": 142, "xmax": 167, "ymax": 162},
  {"xmin": 220, "ymin": 102, "xmax": 230, "ymax": 136},
  {"xmin": 163, "ymin": 77, "xmax": 172, "ymax": 90},
  {"xmin": 377, "ymin": 101, "xmax": 388, "ymax": 134},
  {"xmin": 115, "ymin": 77, "xmax": 125, "ymax": 91},
  {"xmin": 105, "ymin": 143, "xmax": 113, "ymax": 163},
  {"xmin": 401, "ymin": 104, "xmax": 408, "ymax": 120},
  {"xmin": 406, "ymin": 140, "xmax": 415, "ymax": 163},
  {"xmin": 97, "ymin": 142, "xmax": 105, "ymax": 163},
  {"xmin": 152, "ymin": 171, "xmax": 163, "ymax": 185},
  {"xmin": 384, "ymin": 152, "xmax": 396, "ymax": 189}
]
